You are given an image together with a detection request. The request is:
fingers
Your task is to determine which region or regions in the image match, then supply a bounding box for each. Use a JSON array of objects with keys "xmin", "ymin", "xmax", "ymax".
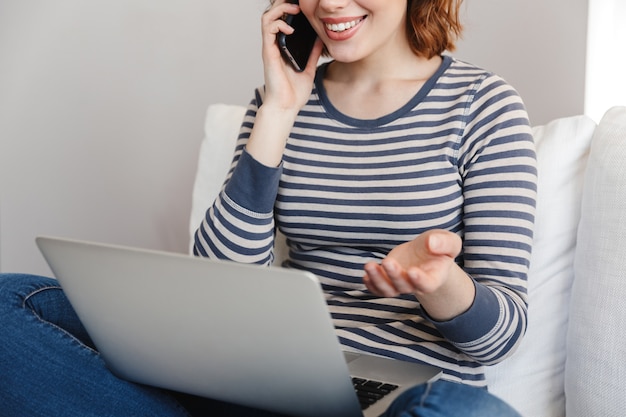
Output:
[
  {"xmin": 261, "ymin": 1, "xmax": 314, "ymax": 79},
  {"xmin": 364, "ymin": 259, "xmax": 416, "ymax": 297},
  {"xmin": 363, "ymin": 262, "xmax": 397, "ymax": 297},
  {"xmin": 262, "ymin": 1, "xmax": 299, "ymax": 37},
  {"xmin": 260, "ymin": 1, "xmax": 297, "ymax": 64}
]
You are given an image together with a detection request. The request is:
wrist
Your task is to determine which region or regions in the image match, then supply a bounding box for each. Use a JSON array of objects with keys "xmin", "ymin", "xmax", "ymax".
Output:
[
  {"xmin": 246, "ymin": 105, "xmax": 298, "ymax": 167},
  {"xmin": 418, "ymin": 265, "xmax": 476, "ymax": 321}
]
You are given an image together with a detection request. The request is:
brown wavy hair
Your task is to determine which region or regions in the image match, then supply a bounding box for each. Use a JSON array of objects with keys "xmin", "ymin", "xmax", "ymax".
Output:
[{"xmin": 407, "ymin": 0, "xmax": 464, "ymax": 58}]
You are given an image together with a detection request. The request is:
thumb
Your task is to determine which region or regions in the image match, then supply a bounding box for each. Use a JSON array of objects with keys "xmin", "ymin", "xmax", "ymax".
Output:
[{"xmin": 426, "ymin": 230, "xmax": 462, "ymax": 258}]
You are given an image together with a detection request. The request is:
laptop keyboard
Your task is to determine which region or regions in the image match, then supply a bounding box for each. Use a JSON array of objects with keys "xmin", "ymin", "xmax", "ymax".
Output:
[{"xmin": 352, "ymin": 377, "xmax": 398, "ymax": 410}]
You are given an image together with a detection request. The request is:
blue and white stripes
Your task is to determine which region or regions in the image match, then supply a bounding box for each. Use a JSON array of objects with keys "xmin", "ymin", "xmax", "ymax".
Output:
[{"xmin": 194, "ymin": 56, "xmax": 537, "ymax": 386}]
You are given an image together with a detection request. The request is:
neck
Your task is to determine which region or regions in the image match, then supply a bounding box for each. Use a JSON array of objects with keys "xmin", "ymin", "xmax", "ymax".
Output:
[
  {"xmin": 326, "ymin": 53, "xmax": 442, "ymax": 87},
  {"xmin": 321, "ymin": 54, "xmax": 444, "ymax": 120}
]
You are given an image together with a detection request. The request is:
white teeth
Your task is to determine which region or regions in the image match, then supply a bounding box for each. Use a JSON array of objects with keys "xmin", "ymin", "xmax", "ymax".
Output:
[{"xmin": 326, "ymin": 18, "xmax": 362, "ymax": 33}]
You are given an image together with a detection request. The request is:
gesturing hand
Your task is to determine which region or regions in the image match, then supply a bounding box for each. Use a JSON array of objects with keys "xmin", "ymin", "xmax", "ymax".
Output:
[{"xmin": 363, "ymin": 229, "xmax": 475, "ymax": 321}]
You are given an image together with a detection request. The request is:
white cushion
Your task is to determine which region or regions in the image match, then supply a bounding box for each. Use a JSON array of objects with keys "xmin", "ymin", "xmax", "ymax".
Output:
[
  {"xmin": 189, "ymin": 103, "xmax": 246, "ymax": 252},
  {"xmin": 565, "ymin": 106, "xmax": 626, "ymax": 416},
  {"xmin": 485, "ymin": 115, "xmax": 596, "ymax": 417}
]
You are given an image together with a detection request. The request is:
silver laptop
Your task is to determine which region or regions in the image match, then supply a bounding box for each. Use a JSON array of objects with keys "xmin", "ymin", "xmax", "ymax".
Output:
[{"xmin": 36, "ymin": 236, "xmax": 441, "ymax": 417}]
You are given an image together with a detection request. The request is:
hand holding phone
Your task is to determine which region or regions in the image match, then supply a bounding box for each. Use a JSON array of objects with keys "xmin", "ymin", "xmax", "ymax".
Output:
[{"xmin": 277, "ymin": 2, "xmax": 318, "ymax": 72}]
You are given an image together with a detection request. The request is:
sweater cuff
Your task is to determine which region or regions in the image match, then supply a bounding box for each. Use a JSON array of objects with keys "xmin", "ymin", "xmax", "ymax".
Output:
[
  {"xmin": 224, "ymin": 148, "xmax": 282, "ymax": 214},
  {"xmin": 428, "ymin": 280, "xmax": 500, "ymax": 344}
]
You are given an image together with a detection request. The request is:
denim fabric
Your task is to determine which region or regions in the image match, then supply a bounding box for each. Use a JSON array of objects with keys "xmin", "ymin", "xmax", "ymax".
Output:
[
  {"xmin": 0, "ymin": 273, "xmax": 521, "ymax": 417},
  {"xmin": 0, "ymin": 273, "xmax": 192, "ymax": 417},
  {"xmin": 0, "ymin": 273, "xmax": 292, "ymax": 417},
  {"xmin": 381, "ymin": 380, "xmax": 522, "ymax": 417}
]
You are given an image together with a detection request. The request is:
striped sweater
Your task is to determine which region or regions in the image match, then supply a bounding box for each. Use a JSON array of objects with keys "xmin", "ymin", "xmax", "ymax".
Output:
[{"xmin": 194, "ymin": 56, "xmax": 537, "ymax": 387}]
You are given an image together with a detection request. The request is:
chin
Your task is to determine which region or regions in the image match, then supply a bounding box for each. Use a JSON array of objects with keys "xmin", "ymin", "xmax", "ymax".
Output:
[{"xmin": 325, "ymin": 48, "xmax": 362, "ymax": 64}]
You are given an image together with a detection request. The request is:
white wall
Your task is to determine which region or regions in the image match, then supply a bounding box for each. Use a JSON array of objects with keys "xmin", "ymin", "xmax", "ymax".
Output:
[
  {"xmin": 585, "ymin": 0, "xmax": 626, "ymax": 122},
  {"xmin": 0, "ymin": 0, "xmax": 588, "ymax": 275}
]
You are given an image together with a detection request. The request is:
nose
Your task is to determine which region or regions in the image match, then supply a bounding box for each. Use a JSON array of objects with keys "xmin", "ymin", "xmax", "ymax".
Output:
[{"xmin": 317, "ymin": 0, "xmax": 348, "ymax": 12}]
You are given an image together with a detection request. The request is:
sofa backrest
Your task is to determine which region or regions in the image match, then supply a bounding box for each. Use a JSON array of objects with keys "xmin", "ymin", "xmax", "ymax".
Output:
[{"xmin": 565, "ymin": 106, "xmax": 626, "ymax": 416}]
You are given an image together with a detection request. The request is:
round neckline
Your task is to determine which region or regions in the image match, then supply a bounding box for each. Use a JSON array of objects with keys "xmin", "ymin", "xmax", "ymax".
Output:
[{"xmin": 314, "ymin": 55, "xmax": 452, "ymax": 128}]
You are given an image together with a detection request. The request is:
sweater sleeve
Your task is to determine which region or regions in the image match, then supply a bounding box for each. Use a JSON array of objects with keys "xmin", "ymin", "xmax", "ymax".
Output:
[
  {"xmin": 430, "ymin": 73, "xmax": 537, "ymax": 365},
  {"xmin": 193, "ymin": 95, "xmax": 283, "ymax": 265}
]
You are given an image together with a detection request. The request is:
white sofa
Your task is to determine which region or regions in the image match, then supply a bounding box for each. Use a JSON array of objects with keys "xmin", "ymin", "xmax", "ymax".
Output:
[{"xmin": 189, "ymin": 104, "xmax": 626, "ymax": 417}]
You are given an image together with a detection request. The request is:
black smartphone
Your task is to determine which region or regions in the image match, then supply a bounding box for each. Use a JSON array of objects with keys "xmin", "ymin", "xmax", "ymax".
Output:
[{"xmin": 277, "ymin": 4, "xmax": 318, "ymax": 72}]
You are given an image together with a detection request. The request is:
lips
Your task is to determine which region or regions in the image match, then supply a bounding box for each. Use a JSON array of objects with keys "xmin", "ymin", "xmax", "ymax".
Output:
[{"xmin": 322, "ymin": 16, "xmax": 366, "ymax": 41}]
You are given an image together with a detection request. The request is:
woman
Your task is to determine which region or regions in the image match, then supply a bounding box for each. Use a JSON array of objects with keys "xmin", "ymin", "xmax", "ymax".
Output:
[
  {"xmin": 196, "ymin": 0, "xmax": 535, "ymax": 391},
  {"xmin": 0, "ymin": 0, "xmax": 534, "ymax": 416}
]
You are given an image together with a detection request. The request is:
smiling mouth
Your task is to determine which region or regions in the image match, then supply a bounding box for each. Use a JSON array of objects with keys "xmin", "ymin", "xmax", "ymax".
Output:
[{"xmin": 325, "ymin": 17, "xmax": 365, "ymax": 33}]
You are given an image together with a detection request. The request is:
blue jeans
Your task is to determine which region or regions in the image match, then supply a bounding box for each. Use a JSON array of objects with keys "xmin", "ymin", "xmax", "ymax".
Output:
[{"xmin": 0, "ymin": 273, "xmax": 521, "ymax": 417}]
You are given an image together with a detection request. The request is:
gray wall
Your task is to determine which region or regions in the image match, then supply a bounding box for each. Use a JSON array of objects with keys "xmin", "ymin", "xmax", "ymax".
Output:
[
  {"xmin": 455, "ymin": 0, "xmax": 589, "ymax": 126},
  {"xmin": 0, "ymin": 0, "xmax": 588, "ymax": 275}
]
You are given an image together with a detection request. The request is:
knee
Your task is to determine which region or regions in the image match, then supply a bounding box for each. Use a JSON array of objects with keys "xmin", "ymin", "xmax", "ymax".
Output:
[
  {"xmin": 0, "ymin": 273, "xmax": 60, "ymax": 309},
  {"xmin": 382, "ymin": 380, "xmax": 521, "ymax": 417}
]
